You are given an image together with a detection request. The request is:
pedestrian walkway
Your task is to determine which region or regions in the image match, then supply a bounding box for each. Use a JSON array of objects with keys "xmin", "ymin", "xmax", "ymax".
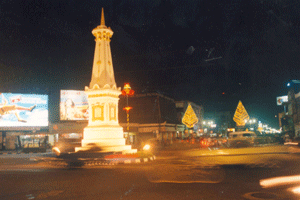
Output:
[
  {"xmin": 0, "ymin": 150, "xmax": 55, "ymax": 160},
  {"xmin": 0, "ymin": 149, "xmax": 53, "ymax": 155}
]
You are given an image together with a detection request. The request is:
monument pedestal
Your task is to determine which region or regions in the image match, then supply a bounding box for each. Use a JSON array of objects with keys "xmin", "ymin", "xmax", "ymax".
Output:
[
  {"xmin": 75, "ymin": 125, "xmax": 137, "ymax": 154},
  {"xmin": 75, "ymin": 88, "xmax": 137, "ymax": 154}
]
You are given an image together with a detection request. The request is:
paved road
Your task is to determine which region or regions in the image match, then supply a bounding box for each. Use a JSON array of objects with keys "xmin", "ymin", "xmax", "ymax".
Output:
[
  {"xmin": 1, "ymin": 146, "xmax": 300, "ymax": 199},
  {"xmin": 0, "ymin": 161, "xmax": 299, "ymax": 199}
]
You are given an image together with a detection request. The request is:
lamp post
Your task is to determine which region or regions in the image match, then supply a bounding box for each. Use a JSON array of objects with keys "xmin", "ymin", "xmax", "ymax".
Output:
[{"xmin": 122, "ymin": 83, "xmax": 134, "ymax": 131}]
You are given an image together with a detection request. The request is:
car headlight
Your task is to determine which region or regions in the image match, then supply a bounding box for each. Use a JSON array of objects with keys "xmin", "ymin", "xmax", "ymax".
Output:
[
  {"xmin": 143, "ymin": 144, "xmax": 151, "ymax": 151},
  {"xmin": 52, "ymin": 147, "xmax": 61, "ymax": 156}
]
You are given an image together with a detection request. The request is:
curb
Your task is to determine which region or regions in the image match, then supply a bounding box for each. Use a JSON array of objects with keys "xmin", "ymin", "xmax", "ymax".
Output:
[
  {"xmin": 105, "ymin": 155, "xmax": 156, "ymax": 164},
  {"xmin": 42, "ymin": 155, "xmax": 156, "ymax": 167}
]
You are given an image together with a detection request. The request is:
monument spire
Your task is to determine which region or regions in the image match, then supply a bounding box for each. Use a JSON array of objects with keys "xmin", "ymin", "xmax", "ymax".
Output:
[
  {"xmin": 88, "ymin": 8, "xmax": 116, "ymax": 90},
  {"xmin": 101, "ymin": 7, "xmax": 105, "ymax": 26}
]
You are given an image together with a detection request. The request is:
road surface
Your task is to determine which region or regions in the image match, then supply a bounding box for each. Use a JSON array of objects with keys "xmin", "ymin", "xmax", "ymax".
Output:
[{"xmin": 1, "ymin": 146, "xmax": 300, "ymax": 199}]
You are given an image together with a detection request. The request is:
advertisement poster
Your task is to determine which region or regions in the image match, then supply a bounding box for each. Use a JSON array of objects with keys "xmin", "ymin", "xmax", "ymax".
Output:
[
  {"xmin": 60, "ymin": 90, "xmax": 89, "ymax": 120},
  {"xmin": 276, "ymin": 95, "xmax": 288, "ymax": 106},
  {"xmin": 0, "ymin": 93, "xmax": 48, "ymax": 127}
]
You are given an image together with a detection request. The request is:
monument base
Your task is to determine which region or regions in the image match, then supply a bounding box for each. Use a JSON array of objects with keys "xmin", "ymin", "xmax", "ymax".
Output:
[{"xmin": 75, "ymin": 125, "xmax": 137, "ymax": 154}]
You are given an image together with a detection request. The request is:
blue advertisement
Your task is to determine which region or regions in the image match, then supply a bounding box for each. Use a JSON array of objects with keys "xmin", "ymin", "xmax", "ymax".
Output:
[
  {"xmin": 60, "ymin": 90, "xmax": 89, "ymax": 120},
  {"xmin": 0, "ymin": 93, "xmax": 48, "ymax": 127}
]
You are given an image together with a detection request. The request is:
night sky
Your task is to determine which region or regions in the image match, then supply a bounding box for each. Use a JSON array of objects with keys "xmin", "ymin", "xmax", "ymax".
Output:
[{"xmin": 1, "ymin": 0, "xmax": 300, "ymax": 127}]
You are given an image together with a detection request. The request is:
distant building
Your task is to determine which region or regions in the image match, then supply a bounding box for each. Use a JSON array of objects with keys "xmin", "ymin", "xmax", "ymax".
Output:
[
  {"xmin": 119, "ymin": 93, "xmax": 187, "ymax": 145},
  {"xmin": 204, "ymin": 111, "xmax": 235, "ymax": 135},
  {"xmin": 281, "ymin": 89, "xmax": 300, "ymax": 137}
]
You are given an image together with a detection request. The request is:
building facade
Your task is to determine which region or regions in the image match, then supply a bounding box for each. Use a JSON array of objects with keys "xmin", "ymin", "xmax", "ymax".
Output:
[
  {"xmin": 119, "ymin": 93, "xmax": 186, "ymax": 146},
  {"xmin": 280, "ymin": 89, "xmax": 300, "ymax": 137}
]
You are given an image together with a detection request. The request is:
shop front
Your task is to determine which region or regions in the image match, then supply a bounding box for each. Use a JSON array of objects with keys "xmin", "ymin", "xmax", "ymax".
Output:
[
  {"xmin": 0, "ymin": 129, "xmax": 53, "ymax": 152},
  {"xmin": 138, "ymin": 123, "xmax": 185, "ymax": 144},
  {"xmin": 21, "ymin": 132, "xmax": 51, "ymax": 153}
]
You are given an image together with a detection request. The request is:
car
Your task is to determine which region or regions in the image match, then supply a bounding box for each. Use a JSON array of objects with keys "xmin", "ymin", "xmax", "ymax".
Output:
[
  {"xmin": 227, "ymin": 131, "xmax": 256, "ymax": 147},
  {"xmin": 52, "ymin": 138, "xmax": 81, "ymax": 157},
  {"xmin": 284, "ymin": 137, "xmax": 300, "ymax": 146},
  {"xmin": 229, "ymin": 140, "xmax": 252, "ymax": 148},
  {"xmin": 199, "ymin": 137, "xmax": 222, "ymax": 148}
]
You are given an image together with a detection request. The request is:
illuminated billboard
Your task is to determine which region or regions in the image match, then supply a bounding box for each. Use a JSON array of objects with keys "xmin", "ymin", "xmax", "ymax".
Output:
[
  {"xmin": 60, "ymin": 90, "xmax": 89, "ymax": 120},
  {"xmin": 0, "ymin": 93, "xmax": 48, "ymax": 128},
  {"xmin": 276, "ymin": 95, "xmax": 288, "ymax": 106}
]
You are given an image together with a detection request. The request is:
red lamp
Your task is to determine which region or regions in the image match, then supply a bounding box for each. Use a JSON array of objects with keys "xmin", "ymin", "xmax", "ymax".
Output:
[{"xmin": 122, "ymin": 83, "xmax": 135, "ymax": 96}]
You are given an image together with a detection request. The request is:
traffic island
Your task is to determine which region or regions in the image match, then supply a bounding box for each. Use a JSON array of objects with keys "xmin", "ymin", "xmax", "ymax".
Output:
[
  {"xmin": 104, "ymin": 152, "xmax": 156, "ymax": 164},
  {"xmin": 42, "ymin": 151, "xmax": 156, "ymax": 168}
]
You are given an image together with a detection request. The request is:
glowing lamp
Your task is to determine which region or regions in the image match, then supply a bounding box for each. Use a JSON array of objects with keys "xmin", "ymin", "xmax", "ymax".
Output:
[
  {"xmin": 122, "ymin": 83, "xmax": 135, "ymax": 96},
  {"xmin": 143, "ymin": 144, "xmax": 151, "ymax": 151},
  {"xmin": 123, "ymin": 106, "xmax": 132, "ymax": 112}
]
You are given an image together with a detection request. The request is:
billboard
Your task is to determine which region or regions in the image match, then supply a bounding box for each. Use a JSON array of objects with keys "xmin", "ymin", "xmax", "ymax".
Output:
[
  {"xmin": 60, "ymin": 90, "xmax": 89, "ymax": 120},
  {"xmin": 0, "ymin": 93, "xmax": 48, "ymax": 128},
  {"xmin": 276, "ymin": 95, "xmax": 288, "ymax": 106}
]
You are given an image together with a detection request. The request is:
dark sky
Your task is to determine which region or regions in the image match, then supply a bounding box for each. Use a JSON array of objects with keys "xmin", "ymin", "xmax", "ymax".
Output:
[{"xmin": 1, "ymin": 0, "xmax": 300, "ymax": 127}]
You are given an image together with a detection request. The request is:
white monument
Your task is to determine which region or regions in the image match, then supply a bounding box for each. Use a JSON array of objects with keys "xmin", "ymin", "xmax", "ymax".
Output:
[{"xmin": 76, "ymin": 9, "xmax": 136, "ymax": 154}]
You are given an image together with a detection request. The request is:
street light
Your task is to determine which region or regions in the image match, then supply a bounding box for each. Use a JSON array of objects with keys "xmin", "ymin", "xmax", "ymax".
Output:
[{"xmin": 202, "ymin": 120, "xmax": 215, "ymax": 134}]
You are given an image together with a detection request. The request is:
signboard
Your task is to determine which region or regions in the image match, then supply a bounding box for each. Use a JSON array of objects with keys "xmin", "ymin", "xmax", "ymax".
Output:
[
  {"xmin": 276, "ymin": 95, "xmax": 288, "ymax": 106},
  {"xmin": 60, "ymin": 90, "xmax": 89, "ymax": 120},
  {"xmin": 0, "ymin": 93, "xmax": 48, "ymax": 128}
]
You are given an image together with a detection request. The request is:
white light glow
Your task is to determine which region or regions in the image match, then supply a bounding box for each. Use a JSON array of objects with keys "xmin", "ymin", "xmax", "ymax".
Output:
[
  {"xmin": 284, "ymin": 142, "xmax": 299, "ymax": 146},
  {"xmin": 291, "ymin": 186, "xmax": 300, "ymax": 194},
  {"xmin": 260, "ymin": 175, "xmax": 300, "ymax": 188},
  {"xmin": 143, "ymin": 144, "xmax": 151, "ymax": 151}
]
